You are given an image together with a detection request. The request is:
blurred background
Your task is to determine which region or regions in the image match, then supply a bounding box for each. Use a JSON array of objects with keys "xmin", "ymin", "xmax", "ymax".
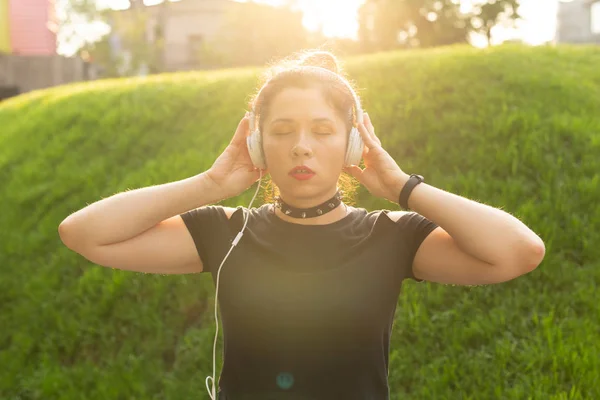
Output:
[
  {"xmin": 1, "ymin": 0, "xmax": 598, "ymax": 99},
  {"xmin": 1, "ymin": 1, "xmax": 600, "ymax": 399}
]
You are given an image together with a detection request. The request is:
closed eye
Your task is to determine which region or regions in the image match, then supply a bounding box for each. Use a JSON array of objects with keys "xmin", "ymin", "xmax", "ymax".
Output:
[{"xmin": 273, "ymin": 131, "xmax": 331, "ymax": 136}]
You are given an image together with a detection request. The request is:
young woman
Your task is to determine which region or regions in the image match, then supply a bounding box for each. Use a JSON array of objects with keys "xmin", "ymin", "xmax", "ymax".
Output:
[{"xmin": 59, "ymin": 50, "xmax": 545, "ymax": 400}]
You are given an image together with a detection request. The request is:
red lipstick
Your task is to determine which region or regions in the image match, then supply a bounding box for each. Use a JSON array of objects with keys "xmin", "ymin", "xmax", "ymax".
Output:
[{"xmin": 289, "ymin": 165, "xmax": 315, "ymax": 180}]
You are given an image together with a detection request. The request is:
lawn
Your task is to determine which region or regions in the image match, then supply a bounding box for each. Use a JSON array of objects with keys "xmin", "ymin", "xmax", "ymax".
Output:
[{"xmin": 0, "ymin": 43, "xmax": 599, "ymax": 399}]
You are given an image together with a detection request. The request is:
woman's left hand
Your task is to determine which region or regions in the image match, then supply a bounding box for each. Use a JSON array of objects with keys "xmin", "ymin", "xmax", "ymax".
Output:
[{"xmin": 343, "ymin": 113, "xmax": 410, "ymax": 204}]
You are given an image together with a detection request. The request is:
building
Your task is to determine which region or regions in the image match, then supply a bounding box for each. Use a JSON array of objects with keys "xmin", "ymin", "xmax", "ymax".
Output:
[
  {"xmin": 0, "ymin": 0, "xmax": 57, "ymax": 55},
  {"xmin": 0, "ymin": 0, "xmax": 95, "ymax": 99},
  {"xmin": 107, "ymin": 0, "xmax": 238, "ymax": 73},
  {"xmin": 556, "ymin": 0, "xmax": 600, "ymax": 44}
]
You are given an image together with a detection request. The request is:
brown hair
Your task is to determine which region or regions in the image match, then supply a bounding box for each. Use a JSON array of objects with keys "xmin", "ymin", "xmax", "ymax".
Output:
[{"xmin": 247, "ymin": 49, "xmax": 361, "ymax": 206}]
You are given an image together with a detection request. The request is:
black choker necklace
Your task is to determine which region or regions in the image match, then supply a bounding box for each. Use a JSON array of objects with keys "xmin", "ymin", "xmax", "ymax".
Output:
[{"xmin": 274, "ymin": 190, "xmax": 343, "ymax": 219}]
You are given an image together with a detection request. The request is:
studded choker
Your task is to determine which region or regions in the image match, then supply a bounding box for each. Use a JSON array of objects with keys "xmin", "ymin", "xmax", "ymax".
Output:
[{"xmin": 274, "ymin": 190, "xmax": 343, "ymax": 219}]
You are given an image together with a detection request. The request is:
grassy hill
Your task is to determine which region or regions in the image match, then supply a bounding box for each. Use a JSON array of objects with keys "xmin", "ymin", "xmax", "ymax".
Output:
[{"xmin": 1, "ymin": 43, "xmax": 599, "ymax": 399}]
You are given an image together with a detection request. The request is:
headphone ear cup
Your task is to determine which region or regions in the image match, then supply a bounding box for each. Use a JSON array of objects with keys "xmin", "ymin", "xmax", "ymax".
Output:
[
  {"xmin": 246, "ymin": 129, "xmax": 267, "ymax": 170},
  {"xmin": 344, "ymin": 127, "xmax": 364, "ymax": 167}
]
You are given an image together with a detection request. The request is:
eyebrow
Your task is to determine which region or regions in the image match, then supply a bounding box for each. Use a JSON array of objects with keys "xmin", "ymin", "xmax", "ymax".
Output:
[{"xmin": 270, "ymin": 118, "xmax": 335, "ymax": 125}]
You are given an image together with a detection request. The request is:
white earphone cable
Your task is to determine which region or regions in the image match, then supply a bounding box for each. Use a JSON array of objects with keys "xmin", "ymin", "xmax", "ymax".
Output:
[
  {"xmin": 206, "ymin": 169, "xmax": 264, "ymax": 400},
  {"xmin": 206, "ymin": 74, "xmax": 363, "ymax": 398}
]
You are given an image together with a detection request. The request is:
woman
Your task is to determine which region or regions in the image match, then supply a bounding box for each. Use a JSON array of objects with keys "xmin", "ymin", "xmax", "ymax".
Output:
[{"xmin": 59, "ymin": 50, "xmax": 545, "ymax": 400}]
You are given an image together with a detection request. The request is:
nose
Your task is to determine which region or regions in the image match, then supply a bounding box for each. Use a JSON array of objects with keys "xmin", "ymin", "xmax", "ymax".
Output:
[
  {"xmin": 291, "ymin": 135, "xmax": 313, "ymax": 158},
  {"xmin": 292, "ymin": 144, "xmax": 312, "ymax": 158}
]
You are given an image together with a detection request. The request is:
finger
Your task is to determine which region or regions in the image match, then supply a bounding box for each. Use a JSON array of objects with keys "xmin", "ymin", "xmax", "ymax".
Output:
[
  {"xmin": 365, "ymin": 113, "xmax": 374, "ymax": 134},
  {"xmin": 230, "ymin": 113, "xmax": 251, "ymax": 145},
  {"xmin": 357, "ymin": 120, "xmax": 378, "ymax": 149},
  {"xmin": 364, "ymin": 113, "xmax": 381, "ymax": 146},
  {"xmin": 358, "ymin": 113, "xmax": 375, "ymax": 144},
  {"xmin": 343, "ymin": 165, "xmax": 363, "ymax": 180}
]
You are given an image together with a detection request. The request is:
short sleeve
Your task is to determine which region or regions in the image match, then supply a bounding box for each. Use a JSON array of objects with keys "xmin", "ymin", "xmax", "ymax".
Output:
[
  {"xmin": 179, "ymin": 205, "xmax": 232, "ymax": 274},
  {"xmin": 398, "ymin": 212, "xmax": 439, "ymax": 282}
]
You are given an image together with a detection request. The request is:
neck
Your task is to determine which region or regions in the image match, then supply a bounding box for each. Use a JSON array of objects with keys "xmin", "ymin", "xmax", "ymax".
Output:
[
  {"xmin": 273, "ymin": 202, "xmax": 349, "ymax": 225},
  {"xmin": 276, "ymin": 188, "xmax": 341, "ymax": 209},
  {"xmin": 276, "ymin": 188, "xmax": 340, "ymax": 214}
]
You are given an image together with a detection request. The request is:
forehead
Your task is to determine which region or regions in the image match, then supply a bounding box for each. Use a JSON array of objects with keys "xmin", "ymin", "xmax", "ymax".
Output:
[{"xmin": 266, "ymin": 87, "xmax": 337, "ymax": 121}]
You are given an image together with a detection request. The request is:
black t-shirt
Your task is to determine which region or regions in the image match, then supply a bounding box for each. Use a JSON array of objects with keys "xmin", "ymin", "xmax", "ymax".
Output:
[{"xmin": 180, "ymin": 203, "xmax": 439, "ymax": 400}]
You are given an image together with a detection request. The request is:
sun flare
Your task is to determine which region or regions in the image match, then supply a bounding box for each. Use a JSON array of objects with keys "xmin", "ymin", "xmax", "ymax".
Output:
[
  {"xmin": 76, "ymin": 0, "xmax": 558, "ymax": 58},
  {"xmin": 239, "ymin": 0, "xmax": 364, "ymax": 39}
]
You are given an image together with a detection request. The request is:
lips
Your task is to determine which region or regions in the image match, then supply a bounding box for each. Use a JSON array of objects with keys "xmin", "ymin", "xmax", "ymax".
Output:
[{"xmin": 289, "ymin": 166, "xmax": 315, "ymax": 175}]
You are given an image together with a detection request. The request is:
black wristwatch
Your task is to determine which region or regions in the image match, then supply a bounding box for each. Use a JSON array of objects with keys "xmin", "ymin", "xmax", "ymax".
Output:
[{"xmin": 399, "ymin": 174, "xmax": 424, "ymax": 210}]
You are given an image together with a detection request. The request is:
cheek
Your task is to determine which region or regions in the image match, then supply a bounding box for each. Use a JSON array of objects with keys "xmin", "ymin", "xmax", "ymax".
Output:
[
  {"xmin": 334, "ymin": 136, "xmax": 349, "ymax": 156},
  {"xmin": 262, "ymin": 142, "xmax": 281, "ymax": 160}
]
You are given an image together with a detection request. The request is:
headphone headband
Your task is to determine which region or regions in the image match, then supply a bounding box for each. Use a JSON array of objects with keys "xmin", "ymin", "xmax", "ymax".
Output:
[{"xmin": 249, "ymin": 66, "xmax": 363, "ymax": 134}]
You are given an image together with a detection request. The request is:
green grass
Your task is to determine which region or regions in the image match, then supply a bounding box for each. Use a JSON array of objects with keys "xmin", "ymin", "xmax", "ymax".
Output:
[{"xmin": 1, "ymin": 43, "xmax": 599, "ymax": 399}]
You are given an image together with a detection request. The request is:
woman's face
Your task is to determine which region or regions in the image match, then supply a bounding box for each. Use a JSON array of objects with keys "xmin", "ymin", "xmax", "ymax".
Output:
[{"xmin": 261, "ymin": 86, "xmax": 348, "ymax": 208}]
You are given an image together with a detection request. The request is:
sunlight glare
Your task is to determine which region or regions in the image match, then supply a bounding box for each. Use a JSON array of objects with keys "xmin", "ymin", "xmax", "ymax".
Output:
[
  {"xmin": 59, "ymin": 0, "xmax": 559, "ymax": 55},
  {"xmin": 244, "ymin": 0, "xmax": 558, "ymax": 45},
  {"xmin": 238, "ymin": 0, "xmax": 364, "ymax": 39}
]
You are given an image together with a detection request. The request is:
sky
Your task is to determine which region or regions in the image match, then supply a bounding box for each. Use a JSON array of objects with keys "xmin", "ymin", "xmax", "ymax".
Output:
[{"xmin": 58, "ymin": 0, "xmax": 560, "ymax": 55}]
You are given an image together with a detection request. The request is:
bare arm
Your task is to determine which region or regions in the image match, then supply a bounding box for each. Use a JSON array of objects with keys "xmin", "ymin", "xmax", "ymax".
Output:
[
  {"xmin": 57, "ymin": 114, "xmax": 259, "ymax": 274},
  {"xmin": 58, "ymin": 171, "xmax": 224, "ymax": 249}
]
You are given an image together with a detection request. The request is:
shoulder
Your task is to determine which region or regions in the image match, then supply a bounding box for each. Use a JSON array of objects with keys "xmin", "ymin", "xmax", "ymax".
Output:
[
  {"xmin": 345, "ymin": 208, "xmax": 410, "ymax": 225},
  {"xmin": 221, "ymin": 204, "xmax": 271, "ymax": 220},
  {"xmin": 385, "ymin": 210, "xmax": 412, "ymax": 223},
  {"xmin": 222, "ymin": 206, "xmax": 238, "ymax": 220}
]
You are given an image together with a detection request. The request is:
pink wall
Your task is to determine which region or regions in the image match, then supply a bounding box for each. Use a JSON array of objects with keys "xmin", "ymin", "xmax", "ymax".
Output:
[{"xmin": 9, "ymin": 0, "xmax": 56, "ymax": 55}]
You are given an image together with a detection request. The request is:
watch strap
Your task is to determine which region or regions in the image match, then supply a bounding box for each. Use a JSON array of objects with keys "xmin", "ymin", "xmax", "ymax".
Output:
[{"xmin": 399, "ymin": 174, "xmax": 424, "ymax": 210}]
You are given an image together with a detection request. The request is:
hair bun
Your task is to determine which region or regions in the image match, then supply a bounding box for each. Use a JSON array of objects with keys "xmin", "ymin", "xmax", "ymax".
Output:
[{"xmin": 297, "ymin": 51, "xmax": 341, "ymax": 75}]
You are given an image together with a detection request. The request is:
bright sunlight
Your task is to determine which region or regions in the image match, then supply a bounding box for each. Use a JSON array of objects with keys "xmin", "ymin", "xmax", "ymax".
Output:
[
  {"xmin": 61, "ymin": 0, "xmax": 559, "ymax": 56},
  {"xmin": 245, "ymin": 0, "xmax": 365, "ymax": 39}
]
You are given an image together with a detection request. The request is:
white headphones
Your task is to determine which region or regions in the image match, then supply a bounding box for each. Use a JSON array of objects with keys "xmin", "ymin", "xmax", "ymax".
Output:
[
  {"xmin": 246, "ymin": 72, "xmax": 365, "ymax": 170},
  {"xmin": 206, "ymin": 71, "xmax": 365, "ymax": 400}
]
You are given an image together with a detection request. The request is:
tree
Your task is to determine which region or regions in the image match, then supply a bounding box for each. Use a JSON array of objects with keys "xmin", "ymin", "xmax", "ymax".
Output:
[
  {"xmin": 358, "ymin": 0, "xmax": 522, "ymax": 51},
  {"xmin": 59, "ymin": 0, "xmax": 170, "ymax": 77},
  {"xmin": 57, "ymin": 0, "xmax": 109, "ymax": 56},
  {"xmin": 412, "ymin": 0, "xmax": 472, "ymax": 48},
  {"xmin": 473, "ymin": 0, "xmax": 521, "ymax": 45}
]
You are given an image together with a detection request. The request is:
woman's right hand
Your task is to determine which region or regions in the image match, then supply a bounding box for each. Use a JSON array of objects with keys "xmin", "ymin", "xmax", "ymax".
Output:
[{"xmin": 205, "ymin": 113, "xmax": 268, "ymax": 200}]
